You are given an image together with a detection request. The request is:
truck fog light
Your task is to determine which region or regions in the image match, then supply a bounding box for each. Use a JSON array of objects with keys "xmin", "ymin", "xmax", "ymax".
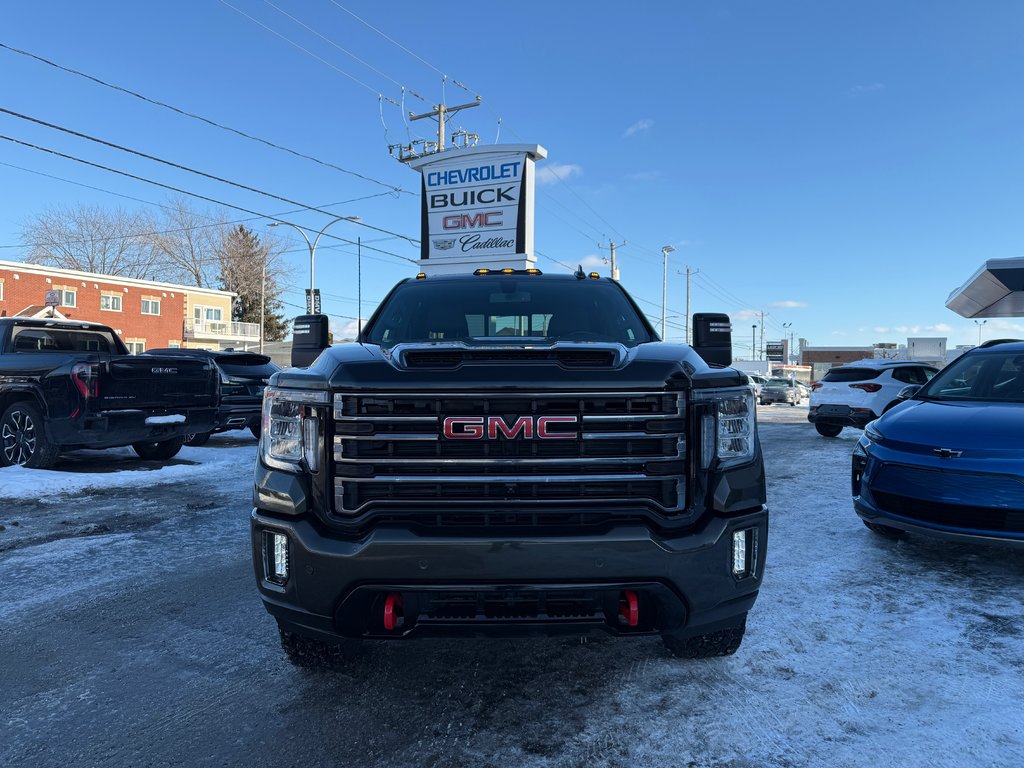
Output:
[
  {"xmin": 732, "ymin": 528, "xmax": 756, "ymax": 578},
  {"xmin": 263, "ymin": 530, "xmax": 290, "ymax": 585}
]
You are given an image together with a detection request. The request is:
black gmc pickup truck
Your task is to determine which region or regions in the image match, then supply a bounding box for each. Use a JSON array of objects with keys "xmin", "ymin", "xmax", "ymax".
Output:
[
  {"xmin": 251, "ymin": 271, "xmax": 768, "ymax": 663},
  {"xmin": 0, "ymin": 317, "xmax": 218, "ymax": 468}
]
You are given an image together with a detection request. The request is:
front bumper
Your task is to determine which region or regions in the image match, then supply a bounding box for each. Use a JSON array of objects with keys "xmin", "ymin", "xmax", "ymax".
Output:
[
  {"xmin": 853, "ymin": 440, "xmax": 1024, "ymax": 546},
  {"xmin": 251, "ymin": 506, "xmax": 768, "ymax": 640}
]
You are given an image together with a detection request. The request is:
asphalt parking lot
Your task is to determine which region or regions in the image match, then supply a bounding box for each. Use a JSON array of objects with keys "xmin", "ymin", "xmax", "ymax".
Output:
[{"xmin": 1, "ymin": 409, "xmax": 1022, "ymax": 768}]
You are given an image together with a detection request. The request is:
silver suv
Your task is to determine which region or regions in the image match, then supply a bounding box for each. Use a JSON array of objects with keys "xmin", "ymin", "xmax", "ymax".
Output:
[{"xmin": 808, "ymin": 359, "xmax": 938, "ymax": 437}]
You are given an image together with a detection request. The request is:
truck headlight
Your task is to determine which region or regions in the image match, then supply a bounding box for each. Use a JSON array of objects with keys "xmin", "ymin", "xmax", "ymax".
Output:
[
  {"xmin": 693, "ymin": 387, "xmax": 757, "ymax": 469},
  {"xmin": 261, "ymin": 387, "xmax": 328, "ymax": 472}
]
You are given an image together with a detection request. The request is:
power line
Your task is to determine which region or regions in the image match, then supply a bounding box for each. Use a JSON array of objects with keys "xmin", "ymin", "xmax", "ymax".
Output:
[
  {"xmin": 217, "ymin": 0, "xmax": 390, "ymax": 101},
  {"xmin": 0, "ymin": 158, "xmax": 398, "ymax": 251},
  {"xmin": 0, "ymin": 106, "xmax": 419, "ymax": 246},
  {"xmin": 0, "ymin": 132, "xmax": 419, "ymax": 263},
  {"xmin": 262, "ymin": 0, "xmax": 425, "ymax": 103},
  {"xmin": 0, "ymin": 41, "xmax": 407, "ymax": 195}
]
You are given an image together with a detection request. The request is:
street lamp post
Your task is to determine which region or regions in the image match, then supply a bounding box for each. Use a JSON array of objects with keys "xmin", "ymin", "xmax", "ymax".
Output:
[
  {"xmin": 752, "ymin": 324, "xmax": 757, "ymax": 361},
  {"xmin": 268, "ymin": 216, "xmax": 360, "ymax": 310},
  {"xmin": 974, "ymin": 319, "xmax": 987, "ymax": 346},
  {"xmin": 661, "ymin": 245, "xmax": 675, "ymax": 339}
]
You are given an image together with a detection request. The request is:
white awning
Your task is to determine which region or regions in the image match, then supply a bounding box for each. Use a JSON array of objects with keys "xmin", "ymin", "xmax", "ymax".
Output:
[{"xmin": 946, "ymin": 257, "xmax": 1024, "ymax": 318}]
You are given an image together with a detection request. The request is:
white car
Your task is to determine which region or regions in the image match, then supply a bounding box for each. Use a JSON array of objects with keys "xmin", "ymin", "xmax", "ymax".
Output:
[
  {"xmin": 745, "ymin": 372, "xmax": 768, "ymax": 398},
  {"xmin": 808, "ymin": 359, "xmax": 938, "ymax": 437}
]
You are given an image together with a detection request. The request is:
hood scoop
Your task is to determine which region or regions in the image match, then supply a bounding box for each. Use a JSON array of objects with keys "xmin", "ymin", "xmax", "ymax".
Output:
[{"xmin": 393, "ymin": 343, "xmax": 624, "ymax": 370}]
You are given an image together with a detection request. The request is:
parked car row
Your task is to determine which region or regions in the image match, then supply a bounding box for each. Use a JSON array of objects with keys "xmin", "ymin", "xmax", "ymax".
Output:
[{"xmin": 0, "ymin": 317, "xmax": 278, "ymax": 469}]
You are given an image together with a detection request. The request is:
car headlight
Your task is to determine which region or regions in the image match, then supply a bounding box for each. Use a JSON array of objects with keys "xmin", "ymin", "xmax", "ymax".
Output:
[
  {"xmin": 693, "ymin": 386, "xmax": 757, "ymax": 469},
  {"xmin": 261, "ymin": 387, "xmax": 328, "ymax": 472},
  {"xmin": 864, "ymin": 420, "xmax": 883, "ymax": 444}
]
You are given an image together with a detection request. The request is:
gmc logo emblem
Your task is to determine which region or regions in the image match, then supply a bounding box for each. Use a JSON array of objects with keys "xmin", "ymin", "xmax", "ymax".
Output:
[
  {"xmin": 443, "ymin": 416, "xmax": 578, "ymax": 440},
  {"xmin": 442, "ymin": 212, "xmax": 503, "ymax": 230}
]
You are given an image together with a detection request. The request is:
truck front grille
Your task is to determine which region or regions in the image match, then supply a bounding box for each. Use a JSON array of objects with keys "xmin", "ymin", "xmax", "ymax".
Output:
[{"xmin": 331, "ymin": 391, "xmax": 686, "ymax": 521}]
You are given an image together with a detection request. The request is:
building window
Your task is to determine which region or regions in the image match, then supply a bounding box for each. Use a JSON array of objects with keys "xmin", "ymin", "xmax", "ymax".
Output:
[
  {"xmin": 0, "ymin": 280, "xmax": 4, "ymax": 301},
  {"xmin": 100, "ymin": 293, "xmax": 122, "ymax": 312},
  {"xmin": 125, "ymin": 340, "xmax": 146, "ymax": 355},
  {"xmin": 141, "ymin": 298, "xmax": 161, "ymax": 315},
  {"xmin": 61, "ymin": 289, "xmax": 77, "ymax": 307},
  {"xmin": 167, "ymin": 341, "xmax": 181, "ymax": 349},
  {"xmin": 194, "ymin": 305, "xmax": 223, "ymax": 323}
]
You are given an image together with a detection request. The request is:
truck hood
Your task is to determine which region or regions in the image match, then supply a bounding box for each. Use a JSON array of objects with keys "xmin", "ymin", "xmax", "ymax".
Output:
[
  {"xmin": 876, "ymin": 399, "xmax": 1024, "ymax": 452},
  {"xmin": 271, "ymin": 341, "xmax": 747, "ymax": 392}
]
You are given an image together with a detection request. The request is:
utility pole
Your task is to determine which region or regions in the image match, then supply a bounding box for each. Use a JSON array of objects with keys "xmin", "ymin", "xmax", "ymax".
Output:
[
  {"xmin": 782, "ymin": 322, "xmax": 792, "ymax": 364},
  {"xmin": 660, "ymin": 245, "xmax": 675, "ymax": 339},
  {"xmin": 759, "ymin": 311, "xmax": 767, "ymax": 361},
  {"xmin": 751, "ymin": 325, "xmax": 757, "ymax": 362},
  {"xmin": 683, "ymin": 265, "xmax": 700, "ymax": 345},
  {"xmin": 393, "ymin": 96, "xmax": 482, "ymax": 161},
  {"xmin": 259, "ymin": 251, "xmax": 266, "ymax": 354},
  {"xmin": 599, "ymin": 239, "xmax": 626, "ymax": 281}
]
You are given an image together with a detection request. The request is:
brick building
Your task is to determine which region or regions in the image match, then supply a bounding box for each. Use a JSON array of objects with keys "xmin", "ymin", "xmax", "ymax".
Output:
[{"xmin": 0, "ymin": 260, "xmax": 259, "ymax": 352}]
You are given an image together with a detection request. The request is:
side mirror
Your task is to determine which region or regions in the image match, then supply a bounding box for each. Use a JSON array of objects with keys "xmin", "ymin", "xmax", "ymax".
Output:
[
  {"xmin": 897, "ymin": 385, "xmax": 921, "ymax": 401},
  {"xmin": 291, "ymin": 314, "xmax": 330, "ymax": 367},
  {"xmin": 691, "ymin": 313, "xmax": 732, "ymax": 367}
]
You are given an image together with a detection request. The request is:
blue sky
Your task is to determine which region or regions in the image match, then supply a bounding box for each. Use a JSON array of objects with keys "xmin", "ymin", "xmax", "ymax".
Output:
[{"xmin": 2, "ymin": 1, "xmax": 1023, "ymax": 352}]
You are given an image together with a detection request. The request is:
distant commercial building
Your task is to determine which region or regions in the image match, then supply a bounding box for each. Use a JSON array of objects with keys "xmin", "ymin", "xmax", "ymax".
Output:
[{"xmin": 0, "ymin": 260, "xmax": 259, "ymax": 352}]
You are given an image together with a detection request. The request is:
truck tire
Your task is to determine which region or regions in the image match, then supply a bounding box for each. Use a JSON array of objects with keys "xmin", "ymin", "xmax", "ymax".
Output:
[
  {"xmin": 184, "ymin": 431, "xmax": 212, "ymax": 447},
  {"xmin": 1, "ymin": 401, "xmax": 59, "ymax": 469},
  {"xmin": 662, "ymin": 615, "xmax": 746, "ymax": 659},
  {"xmin": 814, "ymin": 423, "xmax": 843, "ymax": 438},
  {"xmin": 278, "ymin": 623, "xmax": 361, "ymax": 668},
  {"xmin": 132, "ymin": 437, "xmax": 185, "ymax": 461},
  {"xmin": 249, "ymin": 420, "xmax": 262, "ymax": 440}
]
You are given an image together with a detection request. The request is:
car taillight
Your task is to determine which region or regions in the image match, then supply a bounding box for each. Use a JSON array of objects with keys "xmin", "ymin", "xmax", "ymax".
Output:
[
  {"xmin": 810, "ymin": 382, "xmax": 823, "ymax": 391},
  {"xmin": 849, "ymin": 383, "xmax": 882, "ymax": 392},
  {"xmin": 71, "ymin": 363, "xmax": 99, "ymax": 400}
]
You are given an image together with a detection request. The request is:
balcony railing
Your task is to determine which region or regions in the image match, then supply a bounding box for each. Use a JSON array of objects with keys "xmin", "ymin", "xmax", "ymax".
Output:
[{"xmin": 184, "ymin": 319, "xmax": 260, "ymax": 340}]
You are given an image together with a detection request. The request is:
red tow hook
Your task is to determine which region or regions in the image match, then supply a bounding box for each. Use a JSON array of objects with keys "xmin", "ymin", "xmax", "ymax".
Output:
[
  {"xmin": 618, "ymin": 590, "xmax": 639, "ymax": 627},
  {"xmin": 383, "ymin": 592, "xmax": 404, "ymax": 631}
]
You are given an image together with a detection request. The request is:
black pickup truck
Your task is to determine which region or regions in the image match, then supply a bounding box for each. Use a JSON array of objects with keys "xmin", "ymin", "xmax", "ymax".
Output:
[
  {"xmin": 0, "ymin": 317, "xmax": 218, "ymax": 468},
  {"xmin": 251, "ymin": 271, "xmax": 768, "ymax": 663}
]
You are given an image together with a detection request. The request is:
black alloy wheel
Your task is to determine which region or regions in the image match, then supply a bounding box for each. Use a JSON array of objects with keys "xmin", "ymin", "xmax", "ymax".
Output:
[{"xmin": 1, "ymin": 401, "xmax": 59, "ymax": 469}]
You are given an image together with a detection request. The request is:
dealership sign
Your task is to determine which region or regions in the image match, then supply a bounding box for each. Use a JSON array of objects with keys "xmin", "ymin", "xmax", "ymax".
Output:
[{"xmin": 407, "ymin": 144, "xmax": 547, "ymax": 273}]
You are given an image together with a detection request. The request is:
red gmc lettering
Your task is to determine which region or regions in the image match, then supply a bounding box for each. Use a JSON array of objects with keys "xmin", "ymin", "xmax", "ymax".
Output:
[
  {"xmin": 441, "ymin": 212, "xmax": 504, "ymax": 230},
  {"xmin": 443, "ymin": 416, "xmax": 484, "ymax": 439},
  {"xmin": 537, "ymin": 416, "xmax": 578, "ymax": 439},
  {"xmin": 487, "ymin": 416, "xmax": 534, "ymax": 439}
]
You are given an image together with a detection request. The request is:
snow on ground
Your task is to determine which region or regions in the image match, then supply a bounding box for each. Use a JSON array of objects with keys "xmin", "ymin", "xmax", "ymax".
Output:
[
  {"xmin": 0, "ymin": 434, "xmax": 257, "ymax": 501},
  {"xmin": 0, "ymin": 433, "xmax": 257, "ymax": 554}
]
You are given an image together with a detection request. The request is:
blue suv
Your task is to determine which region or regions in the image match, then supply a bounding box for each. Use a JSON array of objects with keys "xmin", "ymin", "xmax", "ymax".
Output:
[{"xmin": 852, "ymin": 339, "xmax": 1024, "ymax": 546}]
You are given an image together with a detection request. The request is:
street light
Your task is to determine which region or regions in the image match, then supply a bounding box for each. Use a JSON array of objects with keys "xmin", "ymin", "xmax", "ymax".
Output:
[
  {"xmin": 974, "ymin": 319, "xmax": 987, "ymax": 346},
  {"xmin": 268, "ymin": 215, "xmax": 361, "ymax": 305},
  {"xmin": 661, "ymin": 245, "xmax": 675, "ymax": 339}
]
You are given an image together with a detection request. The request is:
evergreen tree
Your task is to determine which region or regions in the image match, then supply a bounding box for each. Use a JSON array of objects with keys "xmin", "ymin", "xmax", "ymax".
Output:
[{"xmin": 217, "ymin": 225, "xmax": 290, "ymax": 342}]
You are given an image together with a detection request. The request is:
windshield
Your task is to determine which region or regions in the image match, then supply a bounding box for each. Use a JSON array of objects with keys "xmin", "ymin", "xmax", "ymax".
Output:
[
  {"xmin": 765, "ymin": 378, "xmax": 791, "ymax": 388},
  {"xmin": 920, "ymin": 350, "xmax": 1024, "ymax": 403},
  {"xmin": 363, "ymin": 278, "xmax": 653, "ymax": 347}
]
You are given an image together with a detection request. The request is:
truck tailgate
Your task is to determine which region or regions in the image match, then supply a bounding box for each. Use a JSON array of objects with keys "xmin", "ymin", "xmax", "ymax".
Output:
[{"xmin": 99, "ymin": 357, "xmax": 217, "ymax": 410}]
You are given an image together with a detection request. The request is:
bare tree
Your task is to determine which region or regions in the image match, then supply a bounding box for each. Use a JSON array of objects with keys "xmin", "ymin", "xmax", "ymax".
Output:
[
  {"xmin": 150, "ymin": 196, "xmax": 226, "ymax": 288},
  {"xmin": 21, "ymin": 204, "xmax": 163, "ymax": 279}
]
